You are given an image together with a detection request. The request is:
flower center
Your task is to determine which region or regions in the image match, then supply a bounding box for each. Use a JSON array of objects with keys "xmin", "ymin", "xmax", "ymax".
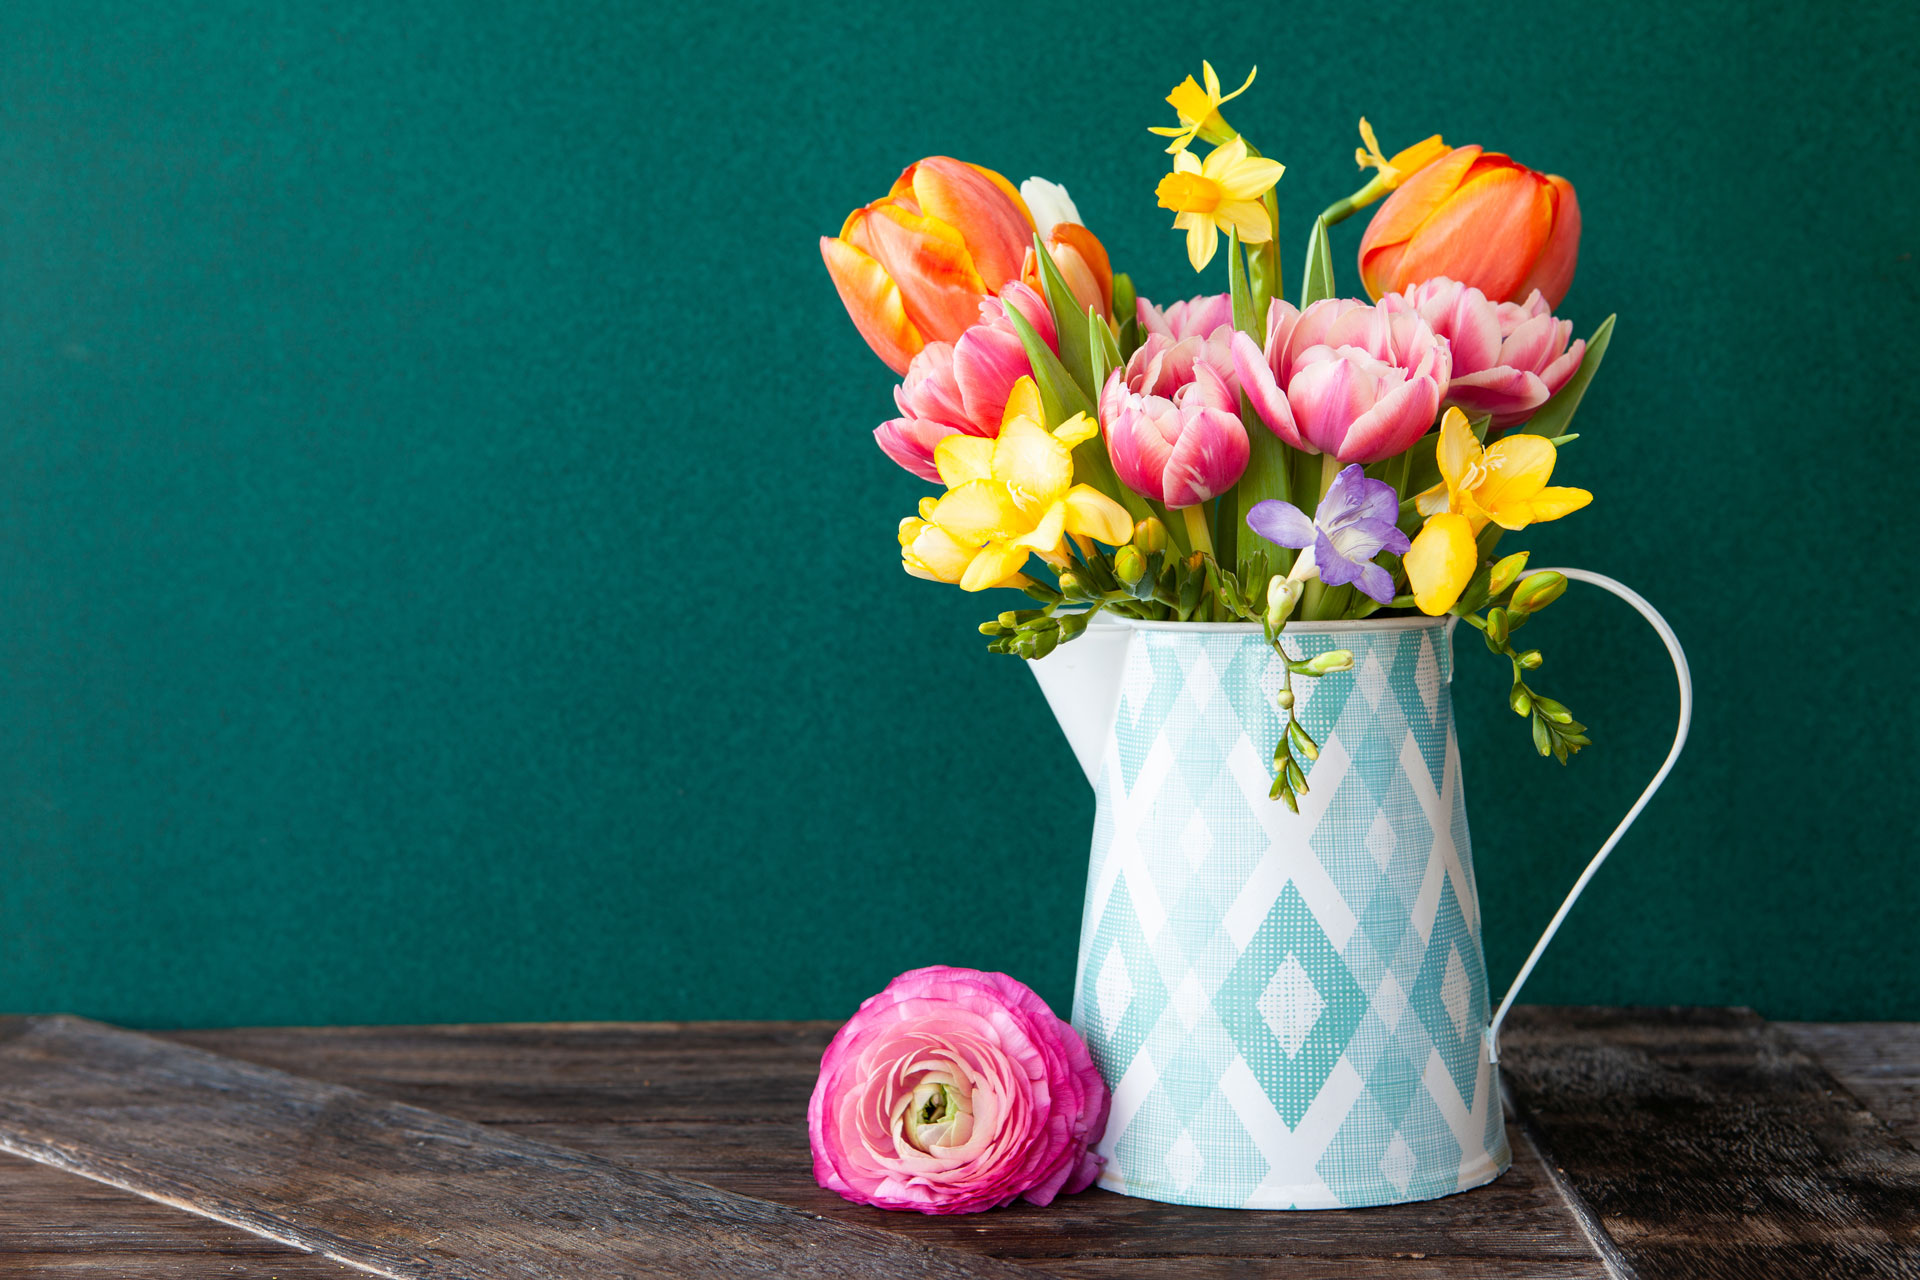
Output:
[
  {"xmin": 1156, "ymin": 171, "xmax": 1222, "ymax": 215},
  {"xmin": 903, "ymin": 1080, "xmax": 973, "ymax": 1153}
]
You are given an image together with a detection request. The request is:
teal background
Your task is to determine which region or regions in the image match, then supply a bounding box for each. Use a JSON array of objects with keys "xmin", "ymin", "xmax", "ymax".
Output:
[{"xmin": 1, "ymin": 2, "xmax": 1913, "ymax": 1028}]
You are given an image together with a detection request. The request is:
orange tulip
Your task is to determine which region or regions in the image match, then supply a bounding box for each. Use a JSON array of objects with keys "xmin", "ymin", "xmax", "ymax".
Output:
[
  {"xmin": 821, "ymin": 157, "xmax": 1036, "ymax": 374},
  {"xmin": 1022, "ymin": 222, "xmax": 1114, "ymax": 321},
  {"xmin": 1357, "ymin": 146, "xmax": 1581, "ymax": 309}
]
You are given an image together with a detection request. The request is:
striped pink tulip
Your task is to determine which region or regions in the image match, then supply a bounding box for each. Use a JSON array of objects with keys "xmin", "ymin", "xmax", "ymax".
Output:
[
  {"xmin": 874, "ymin": 283, "xmax": 1057, "ymax": 481},
  {"xmin": 1099, "ymin": 334, "xmax": 1248, "ymax": 508},
  {"xmin": 1230, "ymin": 297, "xmax": 1451, "ymax": 465},
  {"xmin": 1382, "ymin": 277, "xmax": 1585, "ymax": 429}
]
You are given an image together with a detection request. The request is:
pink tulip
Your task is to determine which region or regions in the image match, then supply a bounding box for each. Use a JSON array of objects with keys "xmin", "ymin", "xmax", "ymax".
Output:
[
  {"xmin": 875, "ymin": 283, "xmax": 1058, "ymax": 481},
  {"xmin": 1100, "ymin": 333, "xmax": 1248, "ymax": 508},
  {"xmin": 1230, "ymin": 297, "xmax": 1451, "ymax": 465},
  {"xmin": 1382, "ymin": 277, "xmax": 1585, "ymax": 428},
  {"xmin": 809, "ymin": 965, "xmax": 1109, "ymax": 1214}
]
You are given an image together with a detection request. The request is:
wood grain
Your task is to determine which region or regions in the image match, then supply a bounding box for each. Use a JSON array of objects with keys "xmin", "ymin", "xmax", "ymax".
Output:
[
  {"xmin": 0, "ymin": 1016, "xmax": 1042, "ymax": 1280},
  {"xmin": 1782, "ymin": 1022, "xmax": 1920, "ymax": 1149},
  {"xmin": 1499, "ymin": 1007, "xmax": 1920, "ymax": 1280}
]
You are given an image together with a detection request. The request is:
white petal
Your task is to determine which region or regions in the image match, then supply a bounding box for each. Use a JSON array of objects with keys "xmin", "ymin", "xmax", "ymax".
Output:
[{"xmin": 1020, "ymin": 177, "xmax": 1082, "ymax": 240}]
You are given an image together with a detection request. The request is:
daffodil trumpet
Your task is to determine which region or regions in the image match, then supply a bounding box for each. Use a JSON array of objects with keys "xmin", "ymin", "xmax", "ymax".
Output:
[{"xmin": 827, "ymin": 56, "xmax": 1619, "ymax": 773}]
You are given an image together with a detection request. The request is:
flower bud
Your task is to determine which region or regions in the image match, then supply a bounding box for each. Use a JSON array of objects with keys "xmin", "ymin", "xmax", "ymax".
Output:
[
  {"xmin": 1511, "ymin": 571, "xmax": 1568, "ymax": 613},
  {"xmin": 1488, "ymin": 551, "xmax": 1531, "ymax": 599},
  {"xmin": 1131, "ymin": 517, "xmax": 1169, "ymax": 555},
  {"xmin": 1306, "ymin": 649, "xmax": 1354, "ymax": 675},
  {"xmin": 1287, "ymin": 720, "xmax": 1320, "ymax": 763},
  {"xmin": 1273, "ymin": 688, "xmax": 1295, "ymax": 710},
  {"xmin": 1509, "ymin": 684, "xmax": 1532, "ymax": 717},
  {"xmin": 1517, "ymin": 649, "xmax": 1543, "ymax": 670},
  {"xmin": 1485, "ymin": 607, "xmax": 1510, "ymax": 647},
  {"xmin": 1057, "ymin": 572, "xmax": 1088, "ymax": 600},
  {"xmin": 1265, "ymin": 576, "xmax": 1301, "ymax": 628},
  {"xmin": 1114, "ymin": 544, "xmax": 1146, "ymax": 586}
]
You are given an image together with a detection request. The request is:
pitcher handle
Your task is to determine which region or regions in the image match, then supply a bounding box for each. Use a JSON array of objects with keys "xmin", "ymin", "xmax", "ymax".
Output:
[{"xmin": 1484, "ymin": 568, "xmax": 1693, "ymax": 1064}]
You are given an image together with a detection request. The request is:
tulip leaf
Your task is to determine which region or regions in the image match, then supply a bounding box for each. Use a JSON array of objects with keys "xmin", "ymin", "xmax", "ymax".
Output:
[
  {"xmin": 1228, "ymin": 230, "xmax": 1258, "ymax": 338},
  {"xmin": 1112, "ymin": 272, "xmax": 1137, "ymax": 333},
  {"xmin": 1089, "ymin": 306, "xmax": 1121, "ymax": 395},
  {"xmin": 1300, "ymin": 213, "xmax": 1336, "ymax": 308},
  {"xmin": 1001, "ymin": 298, "xmax": 1093, "ymax": 425},
  {"xmin": 1511, "ymin": 314, "xmax": 1615, "ymax": 439},
  {"xmin": 1031, "ymin": 233, "xmax": 1096, "ymax": 401},
  {"xmin": 1247, "ymin": 190, "xmax": 1281, "ymax": 324}
]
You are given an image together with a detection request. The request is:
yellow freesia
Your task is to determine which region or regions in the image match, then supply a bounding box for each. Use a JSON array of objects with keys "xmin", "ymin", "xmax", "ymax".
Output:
[
  {"xmin": 898, "ymin": 378, "xmax": 1134, "ymax": 592},
  {"xmin": 1354, "ymin": 118, "xmax": 1449, "ymax": 190},
  {"xmin": 1403, "ymin": 408, "xmax": 1592, "ymax": 615},
  {"xmin": 1149, "ymin": 61, "xmax": 1256, "ymax": 154},
  {"xmin": 1155, "ymin": 135, "xmax": 1285, "ymax": 272}
]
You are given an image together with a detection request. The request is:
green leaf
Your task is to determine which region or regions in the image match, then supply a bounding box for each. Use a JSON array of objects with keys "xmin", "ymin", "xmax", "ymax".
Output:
[
  {"xmin": 1228, "ymin": 230, "xmax": 1258, "ymax": 338},
  {"xmin": 1300, "ymin": 213, "xmax": 1335, "ymax": 308},
  {"xmin": 1001, "ymin": 298, "xmax": 1093, "ymax": 424},
  {"xmin": 1031, "ymin": 233, "xmax": 1095, "ymax": 401},
  {"xmin": 1247, "ymin": 189, "xmax": 1281, "ymax": 322},
  {"xmin": 1111, "ymin": 272, "xmax": 1137, "ymax": 332},
  {"xmin": 1090, "ymin": 307, "xmax": 1122, "ymax": 391},
  {"xmin": 1510, "ymin": 314, "xmax": 1615, "ymax": 438}
]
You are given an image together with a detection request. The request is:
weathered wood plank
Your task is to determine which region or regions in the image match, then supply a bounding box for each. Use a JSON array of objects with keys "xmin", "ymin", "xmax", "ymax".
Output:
[
  {"xmin": 1782, "ymin": 1023, "xmax": 1920, "ymax": 1149},
  {"xmin": 1500, "ymin": 1007, "xmax": 1920, "ymax": 1280},
  {"xmin": 0, "ymin": 1016, "xmax": 1043, "ymax": 1280},
  {"xmin": 170, "ymin": 1022, "xmax": 1611, "ymax": 1274}
]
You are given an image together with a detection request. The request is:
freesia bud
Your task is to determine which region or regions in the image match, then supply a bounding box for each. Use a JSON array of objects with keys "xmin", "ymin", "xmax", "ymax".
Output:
[
  {"xmin": 1306, "ymin": 649, "xmax": 1354, "ymax": 675},
  {"xmin": 1273, "ymin": 688, "xmax": 1294, "ymax": 710},
  {"xmin": 1265, "ymin": 576, "xmax": 1301, "ymax": 628},
  {"xmin": 1114, "ymin": 545, "xmax": 1146, "ymax": 586},
  {"xmin": 1509, "ymin": 684, "xmax": 1532, "ymax": 717},
  {"xmin": 1486, "ymin": 607, "xmax": 1510, "ymax": 647},
  {"xmin": 1511, "ymin": 571, "xmax": 1568, "ymax": 613},
  {"xmin": 1132, "ymin": 517, "xmax": 1169, "ymax": 554},
  {"xmin": 1488, "ymin": 551, "xmax": 1531, "ymax": 599},
  {"xmin": 1057, "ymin": 572, "xmax": 1087, "ymax": 599},
  {"xmin": 1517, "ymin": 649, "xmax": 1543, "ymax": 670}
]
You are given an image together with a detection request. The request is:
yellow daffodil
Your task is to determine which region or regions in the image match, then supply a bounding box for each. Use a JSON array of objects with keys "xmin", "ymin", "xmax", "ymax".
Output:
[
  {"xmin": 898, "ymin": 378, "xmax": 1134, "ymax": 592},
  {"xmin": 1354, "ymin": 118, "xmax": 1449, "ymax": 191},
  {"xmin": 1149, "ymin": 61, "xmax": 1257, "ymax": 154},
  {"xmin": 1155, "ymin": 135, "xmax": 1285, "ymax": 272},
  {"xmin": 1402, "ymin": 408, "xmax": 1592, "ymax": 615}
]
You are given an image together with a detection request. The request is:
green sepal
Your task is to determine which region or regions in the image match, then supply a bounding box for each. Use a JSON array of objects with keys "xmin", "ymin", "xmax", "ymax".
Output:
[
  {"xmin": 1228, "ymin": 229, "xmax": 1258, "ymax": 338},
  {"xmin": 1031, "ymin": 233, "xmax": 1096, "ymax": 400},
  {"xmin": 1511, "ymin": 314, "xmax": 1615, "ymax": 439},
  {"xmin": 1300, "ymin": 213, "xmax": 1336, "ymax": 308}
]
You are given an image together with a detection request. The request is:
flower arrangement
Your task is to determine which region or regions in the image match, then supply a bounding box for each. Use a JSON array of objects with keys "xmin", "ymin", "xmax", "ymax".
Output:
[{"xmin": 824, "ymin": 62, "xmax": 1614, "ymax": 811}]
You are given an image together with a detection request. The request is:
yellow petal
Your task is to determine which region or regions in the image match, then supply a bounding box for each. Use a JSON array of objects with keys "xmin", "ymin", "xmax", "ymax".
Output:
[
  {"xmin": 1002, "ymin": 376, "xmax": 1043, "ymax": 431},
  {"xmin": 898, "ymin": 515, "xmax": 926, "ymax": 547},
  {"xmin": 933, "ymin": 434, "xmax": 995, "ymax": 488},
  {"xmin": 1214, "ymin": 198, "xmax": 1272, "ymax": 244},
  {"xmin": 1165, "ymin": 76, "xmax": 1211, "ymax": 125},
  {"xmin": 1012, "ymin": 499, "xmax": 1067, "ymax": 553},
  {"xmin": 959, "ymin": 541, "xmax": 1030, "ymax": 591},
  {"xmin": 932, "ymin": 479, "xmax": 1023, "ymax": 544},
  {"xmin": 1522, "ymin": 486, "xmax": 1592, "ymax": 524},
  {"xmin": 917, "ymin": 495, "xmax": 939, "ymax": 521},
  {"xmin": 1476, "ymin": 434, "xmax": 1558, "ymax": 529},
  {"xmin": 1413, "ymin": 480, "xmax": 1450, "ymax": 517},
  {"xmin": 1061, "ymin": 484, "xmax": 1134, "ymax": 546},
  {"xmin": 1205, "ymin": 134, "xmax": 1249, "ymax": 173},
  {"xmin": 1052, "ymin": 411, "xmax": 1098, "ymax": 450},
  {"xmin": 1405, "ymin": 512, "xmax": 1478, "ymax": 616},
  {"xmin": 903, "ymin": 522, "xmax": 977, "ymax": 582},
  {"xmin": 1172, "ymin": 149, "xmax": 1202, "ymax": 176},
  {"xmin": 991, "ymin": 419, "xmax": 1074, "ymax": 515},
  {"xmin": 1187, "ymin": 217, "xmax": 1219, "ymax": 271},
  {"xmin": 1435, "ymin": 407, "xmax": 1482, "ymax": 509},
  {"xmin": 1216, "ymin": 157, "xmax": 1284, "ymax": 202}
]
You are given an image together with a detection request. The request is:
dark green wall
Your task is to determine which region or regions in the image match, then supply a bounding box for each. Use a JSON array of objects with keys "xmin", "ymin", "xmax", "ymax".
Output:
[{"xmin": 1, "ymin": 1, "xmax": 1913, "ymax": 1028}]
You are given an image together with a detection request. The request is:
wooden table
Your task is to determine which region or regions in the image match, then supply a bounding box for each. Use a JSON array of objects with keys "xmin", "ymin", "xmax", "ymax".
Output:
[{"xmin": 0, "ymin": 1008, "xmax": 1913, "ymax": 1279}]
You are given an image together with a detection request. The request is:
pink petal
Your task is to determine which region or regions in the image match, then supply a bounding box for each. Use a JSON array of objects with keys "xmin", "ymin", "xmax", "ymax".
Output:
[
  {"xmin": 1333, "ymin": 369, "xmax": 1444, "ymax": 463},
  {"xmin": 875, "ymin": 417, "xmax": 961, "ymax": 481},
  {"xmin": 1161, "ymin": 405, "xmax": 1249, "ymax": 506},
  {"xmin": 1232, "ymin": 330, "xmax": 1305, "ymax": 448}
]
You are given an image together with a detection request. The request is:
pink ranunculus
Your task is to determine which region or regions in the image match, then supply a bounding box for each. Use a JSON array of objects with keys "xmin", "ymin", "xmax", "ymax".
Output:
[
  {"xmin": 1382, "ymin": 277, "xmax": 1585, "ymax": 429},
  {"xmin": 809, "ymin": 965, "xmax": 1109, "ymax": 1215},
  {"xmin": 1100, "ymin": 337, "xmax": 1248, "ymax": 508},
  {"xmin": 876, "ymin": 283, "xmax": 1058, "ymax": 480},
  {"xmin": 1231, "ymin": 296, "xmax": 1451, "ymax": 465}
]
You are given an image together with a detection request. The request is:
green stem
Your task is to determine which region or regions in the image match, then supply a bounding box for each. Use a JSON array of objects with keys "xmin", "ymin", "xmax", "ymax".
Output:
[
  {"xmin": 1317, "ymin": 451, "xmax": 1344, "ymax": 504},
  {"xmin": 1181, "ymin": 503, "xmax": 1215, "ymax": 558},
  {"xmin": 1320, "ymin": 174, "xmax": 1391, "ymax": 227}
]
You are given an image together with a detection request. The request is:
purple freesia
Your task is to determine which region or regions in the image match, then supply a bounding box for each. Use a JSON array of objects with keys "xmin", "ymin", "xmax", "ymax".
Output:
[{"xmin": 1245, "ymin": 465, "xmax": 1411, "ymax": 605}]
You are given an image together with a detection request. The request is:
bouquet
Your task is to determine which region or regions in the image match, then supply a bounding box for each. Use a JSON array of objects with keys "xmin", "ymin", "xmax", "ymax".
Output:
[{"xmin": 822, "ymin": 63, "xmax": 1610, "ymax": 810}]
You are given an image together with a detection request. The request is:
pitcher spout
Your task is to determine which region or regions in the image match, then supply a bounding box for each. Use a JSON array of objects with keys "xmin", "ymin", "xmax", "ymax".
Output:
[{"xmin": 1025, "ymin": 614, "xmax": 1130, "ymax": 786}]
